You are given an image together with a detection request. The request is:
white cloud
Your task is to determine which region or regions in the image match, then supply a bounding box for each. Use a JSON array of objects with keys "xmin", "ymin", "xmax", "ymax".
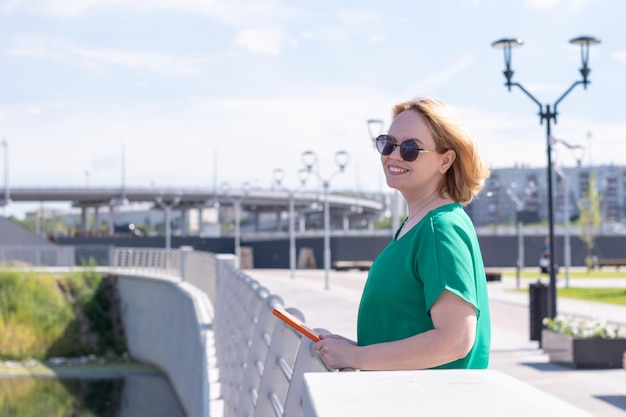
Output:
[
  {"xmin": 0, "ymin": 0, "xmax": 219, "ymax": 17},
  {"xmin": 523, "ymin": 0, "xmax": 590, "ymax": 11},
  {"xmin": 0, "ymin": 0, "xmax": 303, "ymax": 28},
  {"xmin": 613, "ymin": 51, "xmax": 626, "ymax": 62},
  {"xmin": 298, "ymin": 8, "xmax": 382, "ymax": 43},
  {"xmin": 523, "ymin": 0, "xmax": 562, "ymax": 9},
  {"xmin": 232, "ymin": 27, "xmax": 287, "ymax": 55},
  {"xmin": 5, "ymin": 34, "xmax": 210, "ymax": 75},
  {"xmin": 403, "ymin": 56, "xmax": 475, "ymax": 97}
]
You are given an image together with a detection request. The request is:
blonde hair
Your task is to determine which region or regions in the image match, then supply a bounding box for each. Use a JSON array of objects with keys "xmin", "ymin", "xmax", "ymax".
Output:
[{"xmin": 392, "ymin": 98, "xmax": 490, "ymax": 204}]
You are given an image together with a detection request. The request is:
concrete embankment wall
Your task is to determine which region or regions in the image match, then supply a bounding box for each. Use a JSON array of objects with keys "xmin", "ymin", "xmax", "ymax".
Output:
[{"xmin": 115, "ymin": 273, "xmax": 212, "ymax": 417}]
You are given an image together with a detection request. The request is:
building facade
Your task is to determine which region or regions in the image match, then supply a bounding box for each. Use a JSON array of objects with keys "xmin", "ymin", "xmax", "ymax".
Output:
[{"xmin": 469, "ymin": 164, "xmax": 626, "ymax": 228}]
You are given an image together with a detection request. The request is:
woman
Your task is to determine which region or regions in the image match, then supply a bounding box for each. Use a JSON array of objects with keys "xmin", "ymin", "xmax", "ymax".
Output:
[{"xmin": 314, "ymin": 97, "xmax": 491, "ymax": 370}]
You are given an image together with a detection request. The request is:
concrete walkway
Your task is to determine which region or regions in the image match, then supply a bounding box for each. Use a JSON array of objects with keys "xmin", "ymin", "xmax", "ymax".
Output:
[{"xmin": 245, "ymin": 268, "xmax": 626, "ymax": 417}]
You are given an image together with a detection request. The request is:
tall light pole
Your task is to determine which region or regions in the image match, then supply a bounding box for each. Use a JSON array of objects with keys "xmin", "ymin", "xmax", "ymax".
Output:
[
  {"xmin": 221, "ymin": 182, "xmax": 249, "ymax": 269},
  {"xmin": 367, "ymin": 119, "xmax": 401, "ymax": 232},
  {"xmin": 108, "ymin": 144, "xmax": 129, "ymax": 235},
  {"xmin": 1, "ymin": 139, "xmax": 9, "ymax": 211},
  {"xmin": 302, "ymin": 150, "xmax": 350, "ymax": 290},
  {"xmin": 492, "ymin": 35, "xmax": 600, "ymax": 318},
  {"xmin": 273, "ymin": 168, "xmax": 310, "ymax": 279},
  {"xmin": 155, "ymin": 193, "xmax": 182, "ymax": 272},
  {"xmin": 505, "ymin": 185, "xmax": 525, "ymax": 289},
  {"xmin": 552, "ymin": 137, "xmax": 585, "ymax": 288}
]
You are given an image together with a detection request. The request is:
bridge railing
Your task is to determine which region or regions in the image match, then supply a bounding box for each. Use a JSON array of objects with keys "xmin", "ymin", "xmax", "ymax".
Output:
[
  {"xmin": 212, "ymin": 258, "xmax": 330, "ymax": 417},
  {"xmin": 0, "ymin": 244, "xmax": 75, "ymax": 266},
  {"xmin": 109, "ymin": 247, "xmax": 330, "ymax": 417}
]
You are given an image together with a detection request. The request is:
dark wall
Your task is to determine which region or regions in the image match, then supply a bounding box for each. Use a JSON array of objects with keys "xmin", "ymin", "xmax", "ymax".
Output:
[
  {"xmin": 57, "ymin": 236, "xmax": 235, "ymax": 254},
  {"xmin": 57, "ymin": 234, "xmax": 626, "ymax": 269}
]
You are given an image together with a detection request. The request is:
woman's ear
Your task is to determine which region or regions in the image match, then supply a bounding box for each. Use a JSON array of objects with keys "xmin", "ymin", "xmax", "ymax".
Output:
[{"xmin": 439, "ymin": 150, "xmax": 456, "ymax": 173}]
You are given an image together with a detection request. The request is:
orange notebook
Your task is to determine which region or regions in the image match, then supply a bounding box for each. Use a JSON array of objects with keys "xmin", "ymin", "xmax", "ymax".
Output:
[{"xmin": 272, "ymin": 307, "xmax": 321, "ymax": 342}]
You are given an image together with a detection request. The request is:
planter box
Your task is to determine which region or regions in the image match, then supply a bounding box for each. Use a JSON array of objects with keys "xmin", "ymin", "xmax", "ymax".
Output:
[{"xmin": 542, "ymin": 329, "xmax": 626, "ymax": 369}]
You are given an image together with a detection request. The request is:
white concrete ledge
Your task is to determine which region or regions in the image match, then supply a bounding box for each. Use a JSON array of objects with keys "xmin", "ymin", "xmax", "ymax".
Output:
[
  {"xmin": 303, "ymin": 369, "xmax": 594, "ymax": 417},
  {"xmin": 116, "ymin": 273, "xmax": 211, "ymax": 417}
]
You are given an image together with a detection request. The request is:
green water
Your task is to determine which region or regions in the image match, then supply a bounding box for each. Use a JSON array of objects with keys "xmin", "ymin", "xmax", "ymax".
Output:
[{"xmin": 0, "ymin": 375, "xmax": 186, "ymax": 417}]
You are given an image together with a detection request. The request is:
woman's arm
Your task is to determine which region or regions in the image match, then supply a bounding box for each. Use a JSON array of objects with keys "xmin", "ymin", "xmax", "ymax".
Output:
[{"xmin": 315, "ymin": 290, "xmax": 477, "ymax": 370}]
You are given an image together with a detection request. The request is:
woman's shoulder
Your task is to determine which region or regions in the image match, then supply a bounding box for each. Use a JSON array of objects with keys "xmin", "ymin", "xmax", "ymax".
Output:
[{"xmin": 428, "ymin": 202, "xmax": 475, "ymax": 232}]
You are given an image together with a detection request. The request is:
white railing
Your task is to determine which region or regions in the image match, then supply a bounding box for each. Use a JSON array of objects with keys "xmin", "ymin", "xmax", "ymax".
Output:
[
  {"xmin": 109, "ymin": 247, "xmax": 330, "ymax": 417},
  {"xmin": 212, "ymin": 256, "xmax": 330, "ymax": 417},
  {"xmin": 0, "ymin": 244, "xmax": 75, "ymax": 266}
]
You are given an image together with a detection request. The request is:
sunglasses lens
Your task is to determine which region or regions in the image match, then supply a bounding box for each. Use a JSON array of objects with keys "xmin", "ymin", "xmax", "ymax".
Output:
[
  {"xmin": 376, "ymin": 135, "xmax": 394, "ymax": 155},
  {"xmin": 400, "ymin": 141, "xmax": 420, "ymax": 161}
]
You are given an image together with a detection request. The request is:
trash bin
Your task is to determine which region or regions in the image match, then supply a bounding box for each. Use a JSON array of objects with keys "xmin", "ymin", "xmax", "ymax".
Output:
[{"xmin": 529, "ymin": 281, "xmax": 549, "ymax": 345}]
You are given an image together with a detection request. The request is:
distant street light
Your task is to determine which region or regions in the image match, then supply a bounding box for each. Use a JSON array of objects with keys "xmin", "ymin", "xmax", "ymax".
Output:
[
  {"xmin": 552, "ymin": 136, "xmax": 585, "ymax": 288},
  {"xmin": 505, "ymin": 184, "xmax": 525, "ymax": 289},
  {"xmin": 155, "ymin": 193, "xmax": 182, "ymax": 272},
  {"xmin": 1, "ymin": 139, "xmax": 10, "ymax": 211},
  {"xmin": 491, "ymin": 35, "xmax": 601, "ymax": 318},
  {"xmin": 221, "ymin": 182, "xmax": 249, "ymax": 268},
  {"xmin": 273, "ymin": 168, "xmax": 310, "ymax": 278},
  {"xmin": 367, "ymin": 118, "xmax": 402, "ymax": 232},
  {"xmin": 366, "ymin": 119, "xmax": 384, "ymax": 147},
  {"xmin": 302, "ymin": 150, "xmax": 350, "ymax": 290},
  {"xmin": 108, "ymin": 145, "xmax": 129, "ymax": 235}
]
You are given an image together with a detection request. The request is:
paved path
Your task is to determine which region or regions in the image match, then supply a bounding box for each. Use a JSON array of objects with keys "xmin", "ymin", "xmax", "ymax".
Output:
[{"xmin": 245, "ymin": 268, "xmax": 626, "ymax": 417}]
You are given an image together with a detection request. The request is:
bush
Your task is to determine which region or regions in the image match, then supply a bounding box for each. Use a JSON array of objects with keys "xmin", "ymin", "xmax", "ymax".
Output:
[{"xmin": 0, "ymin": 270, "xmax": 126, "ymax": 361}]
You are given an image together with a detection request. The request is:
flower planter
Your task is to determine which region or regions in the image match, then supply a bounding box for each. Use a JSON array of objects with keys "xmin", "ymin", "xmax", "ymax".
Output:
[{"xmin": 542, "ymin": 329, "xmax": 626, "ymax": 369}]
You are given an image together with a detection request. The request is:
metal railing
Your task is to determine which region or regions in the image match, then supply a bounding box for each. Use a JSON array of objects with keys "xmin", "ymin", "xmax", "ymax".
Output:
[{"xmin": 0, "ymin": 244, "xmax": 75, "ymax": 266}]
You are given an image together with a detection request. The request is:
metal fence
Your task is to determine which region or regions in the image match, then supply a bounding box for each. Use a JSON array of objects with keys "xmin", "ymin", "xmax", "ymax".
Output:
[{"xmin": 0, "ymin": 245, "xmax": 76, "ymax": 266}]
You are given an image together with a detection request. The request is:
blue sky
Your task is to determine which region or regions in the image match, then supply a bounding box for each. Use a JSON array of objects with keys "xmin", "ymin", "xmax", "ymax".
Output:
[{"xmin": 1, "ymin": 0, "xmax": 625, "ymax": 218}]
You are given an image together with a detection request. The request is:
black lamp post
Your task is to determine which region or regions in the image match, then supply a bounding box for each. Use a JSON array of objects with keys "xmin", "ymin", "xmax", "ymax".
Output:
[{"xmin": 492, "ymin": 36, "xmax": 600, "ymax": 318}]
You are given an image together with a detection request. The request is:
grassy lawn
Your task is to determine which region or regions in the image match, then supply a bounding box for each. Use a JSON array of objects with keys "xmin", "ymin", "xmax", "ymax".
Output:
[
  {"xmin": 505, "ymin": 268, "xmax": 626, "ymax": 279},
  {"xmin": 556, "ymin": 287, "xmax": 626, "ymax": 306},
  {"xmin": 502, "ymin": 268, "xmax": 626, "ymax": 306}
]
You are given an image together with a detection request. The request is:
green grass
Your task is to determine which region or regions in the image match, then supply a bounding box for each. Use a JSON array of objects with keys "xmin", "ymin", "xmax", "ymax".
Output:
[
  {"xmin": 556, "ymin": 287, "xmax": 626, "ymax": 306},
  {"xmin": 504, "ymin": 268, "xmax": 626, "ymax": 279},
  {"xmin": 503, "ymin": 268, "xmax": 626, "ymax": 306}
]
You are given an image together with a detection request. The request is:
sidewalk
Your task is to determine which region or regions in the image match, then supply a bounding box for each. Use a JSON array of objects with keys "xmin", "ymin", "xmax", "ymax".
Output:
[{"xmin": 244, "ymin": 268, "xmax": 626, "ymax": 417}]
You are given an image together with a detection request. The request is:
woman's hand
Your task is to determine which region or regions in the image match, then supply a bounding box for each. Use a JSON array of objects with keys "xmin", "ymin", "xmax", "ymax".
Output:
[{"xmin": 314, "ymin": 334, "xmax": 358, "ymax": 371}]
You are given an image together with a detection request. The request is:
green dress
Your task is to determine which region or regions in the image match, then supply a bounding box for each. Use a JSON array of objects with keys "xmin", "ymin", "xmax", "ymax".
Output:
[{"xmin": 357, "ymin": 202, "xmax": 491, "ymax": 369}]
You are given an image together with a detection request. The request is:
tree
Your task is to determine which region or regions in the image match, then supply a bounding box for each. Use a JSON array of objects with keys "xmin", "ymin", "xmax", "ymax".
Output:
[{"xmin": 577, "ymin": 171, "xmax": 602, "ymax": 270}]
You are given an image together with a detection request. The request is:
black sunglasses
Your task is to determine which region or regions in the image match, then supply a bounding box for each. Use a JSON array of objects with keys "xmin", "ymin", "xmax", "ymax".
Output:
[{"xmin": 375, "ymin": 134, "xmax": 436, "ymax": 162}]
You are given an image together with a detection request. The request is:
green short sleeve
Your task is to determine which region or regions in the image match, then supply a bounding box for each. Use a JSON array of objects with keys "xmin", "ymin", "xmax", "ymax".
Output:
[{"xmin": 357, "ymin": 203, "xmax": 491, "ymax": 369}]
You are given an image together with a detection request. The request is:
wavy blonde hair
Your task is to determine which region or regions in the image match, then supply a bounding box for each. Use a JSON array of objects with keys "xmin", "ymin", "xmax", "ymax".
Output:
[{"xmin": 392, "ymin": 98, "xmax": 490, "ymax": 204}]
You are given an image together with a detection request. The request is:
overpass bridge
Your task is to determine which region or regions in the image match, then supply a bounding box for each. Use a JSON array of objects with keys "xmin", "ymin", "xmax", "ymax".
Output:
[{"xmin": 5, "ymin": 186, "xmax": 385, "ymax": 236}]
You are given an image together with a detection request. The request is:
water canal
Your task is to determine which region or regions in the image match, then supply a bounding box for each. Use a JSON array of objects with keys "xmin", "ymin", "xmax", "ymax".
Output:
[{"xmin": 0, "ymin": 363, "xmax": 186, "ymax": 416}]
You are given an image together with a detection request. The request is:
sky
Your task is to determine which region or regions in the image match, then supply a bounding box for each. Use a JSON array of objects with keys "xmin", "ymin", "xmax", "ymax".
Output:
[{"xmin": 1, "ymin": 0, "xmax": 625, "ymax": 218}]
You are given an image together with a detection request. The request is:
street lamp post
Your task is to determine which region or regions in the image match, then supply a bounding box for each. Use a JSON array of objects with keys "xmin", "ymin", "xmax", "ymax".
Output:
[
  {"xmin": 367, "ymin": 119, "xmax": 402, "ymax": 232},
  {"xmin": 505, "ymin": 185, "xmax": 525, "ymax": 289},
  {"xmin": 1, "ymin": 139, "xmax": 9, "ymax": 211},
  {"xmin": 552, "ymin": 137, "xmax": 585, "ymax": 288},
  {"xmin": 302, "ymin": 150, "xmax": 350, "ymax": 290},
  {"xmin": 492, "ymin": 36, "xmax": 600, "ymax": 318},
  {"xmin": 221, "ymin": 182, "xmax": 249, "ymax": 269},
  {"xmin": 273, "ymin": 168, "xmax": 310, "ymax": 279},
  {"xmin": 155, "ymin": 193, "xmax": 182, "ymax": 272}
]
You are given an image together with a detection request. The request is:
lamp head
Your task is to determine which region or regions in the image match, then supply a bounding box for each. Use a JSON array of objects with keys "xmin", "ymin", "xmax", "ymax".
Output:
[
  {"xmin": 334, "ymin": 150, "xmax": 350, "ymax": 172},
  {"xmin": 297, "ymin": 168, "xmax": 309, "ymax": 187},
  {"xmin": 366, "ymin": 119, "xmax": 384, "ymax": 143},
  {"xmin": 273, "ymin": 168, "xmax": 284, "ymax": 188},
  {"xmin": 301, "ymin": 150, "xmax": 318, "ymax": 172},
  {"xmin": 569, "ymin": 36, "xmax": 601, "ymax": 88},
  {"xmin": 491, "ymin": 38, "xmax": 523, "ymax": 91}
]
